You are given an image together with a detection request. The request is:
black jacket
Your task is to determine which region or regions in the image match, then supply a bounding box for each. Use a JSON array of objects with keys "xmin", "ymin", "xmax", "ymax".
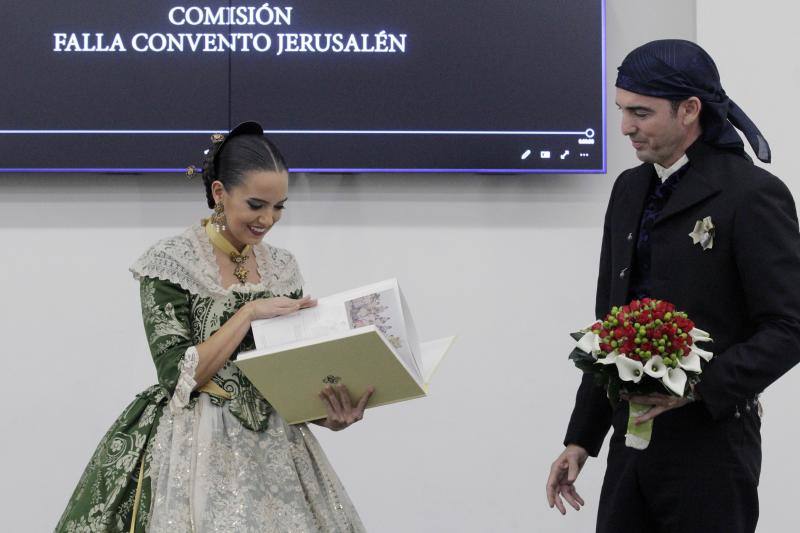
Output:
[{"xmin": 565, "ymin": 141, "xmax": 800, "ymax": 456}]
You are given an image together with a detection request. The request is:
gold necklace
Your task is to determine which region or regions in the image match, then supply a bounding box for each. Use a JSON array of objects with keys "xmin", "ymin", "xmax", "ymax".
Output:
[{"xmin": 204, "ymin": 221, "xmax": 252, "ymax": 284}]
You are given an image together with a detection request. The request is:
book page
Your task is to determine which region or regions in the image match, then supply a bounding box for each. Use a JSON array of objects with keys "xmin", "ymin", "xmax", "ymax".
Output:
[
  {"xmin": 252, "ymin": 300, "xmax": 350, "ymax": 349},
  {"xmin": 343, "ymin": 285, "xmax": 418, "ymax": 378},
  {"xmin": 399, "ymin": 289, "xmax": 423, "ymax": 376},
  {"xmin": 251, "ymin": 280, "xmax": 420, "ymax": 380},
  {"xmin": 420, "ymin": 337, "xmax": 456, "ymax": 384}
]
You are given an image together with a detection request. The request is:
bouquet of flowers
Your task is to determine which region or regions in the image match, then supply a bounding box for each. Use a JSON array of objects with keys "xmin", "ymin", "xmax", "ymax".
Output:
[{"xmin": 569, "ymin": 298, "xmax": 713, "ymax": 449}]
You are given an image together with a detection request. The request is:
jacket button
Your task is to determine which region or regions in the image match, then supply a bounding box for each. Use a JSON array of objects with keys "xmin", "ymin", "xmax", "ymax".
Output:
[
  {"xmin": 619, "ymin": 268, "xmax": 628, "ymax": 279},
  {"xmin": 627, "ymin": 232, "xmax": 634, "ymax": 241}
]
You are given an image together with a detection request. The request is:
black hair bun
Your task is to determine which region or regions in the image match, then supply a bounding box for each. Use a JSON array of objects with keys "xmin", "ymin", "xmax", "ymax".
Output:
[{"xmin": 197, "ymin": 121, "xmax": 285, "ymax": 209}]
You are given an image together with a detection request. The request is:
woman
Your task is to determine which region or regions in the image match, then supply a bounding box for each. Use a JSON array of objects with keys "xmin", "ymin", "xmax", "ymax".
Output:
[{"xmin": 57, "ymin": 122, "xmax": 373, "ymax": 532}]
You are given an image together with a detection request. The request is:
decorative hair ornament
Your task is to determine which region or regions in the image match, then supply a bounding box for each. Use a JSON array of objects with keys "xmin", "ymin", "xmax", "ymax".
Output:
[
  {"xmin": 186, "ymin": 165, "xmax": 198, "ymax": 178},
  {"xmin": 205, "ymin": 123, "xmax": 266, "ymax": 174}
]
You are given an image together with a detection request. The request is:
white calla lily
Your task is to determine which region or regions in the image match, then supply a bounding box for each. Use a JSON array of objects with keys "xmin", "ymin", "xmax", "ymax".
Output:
[
  {"xmin": 690, "ymin": 345, "xmax": 714, "ymax": 362},
  {"xmin": 615, "ymin": 355, "xmax": 644, "ymax": 383},
  {"xmin": 662, "ymin": 367, "xmax": 688, "ymax": 396},
  {"xmin": 678, "ymin": 351, "xmax": 702, "ymax": 373},
  {"xmin": 643, "ymin": 356, "xmax": 667, "ymax": 378},
  {"xmin": 689, "ymin": 328, "xmax": 712, "ymax": 344},
  {"xmin": 576, "ymin": 331, "xmax": 601, "ymax": 356},
  {"xmin": 595, "ymin": 350, "xmax": 620, "ymax": 365}
]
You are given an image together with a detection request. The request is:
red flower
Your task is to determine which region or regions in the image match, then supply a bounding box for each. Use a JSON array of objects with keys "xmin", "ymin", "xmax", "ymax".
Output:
[{"xmin": 622, "ymin": 340, "xmax": 636, "ymax": 353}]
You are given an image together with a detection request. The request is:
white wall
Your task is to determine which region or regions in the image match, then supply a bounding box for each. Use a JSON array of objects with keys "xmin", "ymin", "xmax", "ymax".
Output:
[
  {"xmin": 698, "ymin": 3, "xmax": 800, "ymax": 532},
  {"xmin": 8, "ymin": 2, "xmax": 797, "ymax": 532}
]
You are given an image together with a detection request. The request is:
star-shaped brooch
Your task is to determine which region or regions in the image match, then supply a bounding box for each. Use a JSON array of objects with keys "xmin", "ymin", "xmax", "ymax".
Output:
[{"xmin": 689, "ymin": 216, "xmax": 715, "ymax": 251}]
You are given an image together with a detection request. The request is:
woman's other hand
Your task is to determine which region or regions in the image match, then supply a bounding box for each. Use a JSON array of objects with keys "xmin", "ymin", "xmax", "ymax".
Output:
[
  {"xmin": 247, "ymin": 295, "xmax": 317, "ymax": 320},
  {"xmin": 318, "ymin": 384, "xmax": 375, "ymax": 431}
]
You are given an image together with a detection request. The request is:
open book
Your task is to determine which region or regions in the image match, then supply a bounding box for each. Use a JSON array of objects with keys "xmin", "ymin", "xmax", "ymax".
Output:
[{"xmin": 236, "ymin": 279, "xmax": 455, "ymax": 424}]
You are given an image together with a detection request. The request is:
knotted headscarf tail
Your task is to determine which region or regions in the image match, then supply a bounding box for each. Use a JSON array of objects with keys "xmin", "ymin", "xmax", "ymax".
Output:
[{"xmin": 616, "ymin": 39, "xmax": 771, "ymax": 163}]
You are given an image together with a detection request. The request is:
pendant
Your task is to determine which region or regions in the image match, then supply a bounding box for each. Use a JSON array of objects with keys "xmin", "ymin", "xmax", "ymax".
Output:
[
  {"xmin": 230, "ymin": 252, "xmax": 249, "ymax": 284},
  {"xmin": 233, "ymin": 265, "xmax": 249, "ymax": 284}
]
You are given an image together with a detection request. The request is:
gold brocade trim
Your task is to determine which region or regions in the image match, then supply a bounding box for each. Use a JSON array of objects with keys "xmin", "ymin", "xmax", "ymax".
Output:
[
  {"xmin": 197, "ymin": 380, "xmax": 233, "ymax": 400},
  {"xmin": 129, "ymin": 456, "xmax": 146, "ymax": 533}
]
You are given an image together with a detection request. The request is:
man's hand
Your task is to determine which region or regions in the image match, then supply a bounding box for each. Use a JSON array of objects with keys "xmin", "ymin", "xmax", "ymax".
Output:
[
  {"xmin": 622, "ymin": 393, "xmax": 692, "ymax": 425},
  {"xmin": 546, "ymin": 444, "xmax": 588, "ymax": 515}
]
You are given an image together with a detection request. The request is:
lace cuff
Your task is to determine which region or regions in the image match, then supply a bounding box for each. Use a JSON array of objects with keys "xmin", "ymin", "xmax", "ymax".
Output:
[{"xmin": 168, "ymin": 346, "xmax": 199, "ymax": 414}]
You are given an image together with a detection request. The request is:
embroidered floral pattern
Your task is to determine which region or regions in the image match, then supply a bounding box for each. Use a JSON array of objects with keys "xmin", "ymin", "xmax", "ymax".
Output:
[
  {"xmin": 57, "ymin": 385, "xmax": 166, "ymax": 533},
  {"xmin": 58, "ymin": 225, "xmax": 363, "ymax": 533},
  {"xmin": 141, "ymin": 280, "xmax": 190, "ymax": 347},
  {"xmin": 149, "ymin": 400, "xmax": 363, "ymax": 532}
]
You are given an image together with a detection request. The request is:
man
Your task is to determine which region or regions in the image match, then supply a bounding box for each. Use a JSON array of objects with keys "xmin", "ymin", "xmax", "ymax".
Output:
[{"xmin": 546, "ymin": 39, "xmax": 800, "ymax": 533}]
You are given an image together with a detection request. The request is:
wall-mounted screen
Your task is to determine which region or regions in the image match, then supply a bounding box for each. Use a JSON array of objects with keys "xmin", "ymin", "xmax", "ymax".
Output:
[{"xmin": 0, "ymin": 1, "xmax": 605, "ymax": 173}]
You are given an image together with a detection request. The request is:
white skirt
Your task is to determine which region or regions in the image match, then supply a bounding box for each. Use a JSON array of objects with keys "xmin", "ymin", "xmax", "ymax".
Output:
[{"xmin": 147, "ymin": 393, "xmax": 365, "ymax": 532}]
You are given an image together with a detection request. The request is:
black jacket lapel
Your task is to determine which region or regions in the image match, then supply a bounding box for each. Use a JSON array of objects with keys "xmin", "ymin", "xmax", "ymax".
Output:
[{"xmin": 656, "ymin": 167, "xmax": 721, "ymax": 226}]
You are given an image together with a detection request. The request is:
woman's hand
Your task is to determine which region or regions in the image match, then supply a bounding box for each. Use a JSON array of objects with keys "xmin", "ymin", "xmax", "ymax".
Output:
[
  {"xmin": 246, "ymin": 295, "xmax": 317, "ymax": 320},
  {"xmin": 317, "ymin": 384, "xmax": 375, "ymax": 431},
  {"xmin": 193, "ymin": 296, "xmax": 314, "ymax": 389}
]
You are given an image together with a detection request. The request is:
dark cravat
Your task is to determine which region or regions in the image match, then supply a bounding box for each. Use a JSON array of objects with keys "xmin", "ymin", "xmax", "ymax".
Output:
[{"xmin": 627, "ymin": 163, "xmax": 690, "ymax": 301}]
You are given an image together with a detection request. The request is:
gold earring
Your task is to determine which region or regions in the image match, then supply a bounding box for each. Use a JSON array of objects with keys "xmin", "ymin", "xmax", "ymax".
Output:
[{"xmin": 211, "ymin": 201, "xmax": 227, "ymax": 231}]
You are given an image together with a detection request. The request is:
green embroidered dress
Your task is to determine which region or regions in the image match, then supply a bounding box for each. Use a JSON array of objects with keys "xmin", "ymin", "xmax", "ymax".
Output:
[{"xmin": 56, "ymin": 225, "xmax": 365, "ymax": 533}]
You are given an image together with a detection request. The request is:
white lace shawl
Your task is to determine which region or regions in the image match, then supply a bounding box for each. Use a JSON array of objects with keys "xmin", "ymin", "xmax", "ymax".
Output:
[
  {"xmin": 129, "ymin": 224, "xmax": 304, "ymax": 299},
  {"xmin": 131, "ymin": 225, "xmax": 305, "ymax": 411}
]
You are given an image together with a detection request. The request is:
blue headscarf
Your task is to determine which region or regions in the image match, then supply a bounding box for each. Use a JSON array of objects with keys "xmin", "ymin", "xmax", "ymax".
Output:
[{"xmin": 616, "ymin": 39, "xmax": 771, "ymax": 163}]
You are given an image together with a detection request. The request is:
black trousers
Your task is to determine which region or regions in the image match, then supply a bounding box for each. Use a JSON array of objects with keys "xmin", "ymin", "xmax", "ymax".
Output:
[{"xmin": 596, "ymin": 402, "xmax": 761, "ymax": 533}]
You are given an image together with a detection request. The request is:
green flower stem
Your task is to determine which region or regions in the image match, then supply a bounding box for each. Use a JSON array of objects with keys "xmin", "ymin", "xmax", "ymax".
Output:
[{"xmin": 625, "ymin": 402, "xmax": 653, "ymax": 450}]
